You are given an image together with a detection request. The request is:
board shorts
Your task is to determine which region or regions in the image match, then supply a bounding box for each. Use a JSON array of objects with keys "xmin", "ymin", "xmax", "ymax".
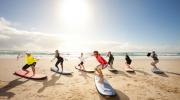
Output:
[
  {"xmin": 78, "ymin": 61, "xmax": 84, "ymax": 66},
  {"xmin": 22, "ymin": 62, "xmax": 36, "ymax": 70},
  {"xmin": 126, "ymin": 60, "xmax": 132, "ymax": 65}
]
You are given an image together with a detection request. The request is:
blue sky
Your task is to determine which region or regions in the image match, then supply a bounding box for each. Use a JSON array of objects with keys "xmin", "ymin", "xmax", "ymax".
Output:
[{"xmin": 0, "ymin": 0, "xmax": 180, "ymax": 52}]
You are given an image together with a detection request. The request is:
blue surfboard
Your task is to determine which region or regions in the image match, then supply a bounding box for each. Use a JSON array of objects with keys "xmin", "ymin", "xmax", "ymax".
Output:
[{"xmin": 94, "ymin": 76, "xmax": 116, "ymax": 96}]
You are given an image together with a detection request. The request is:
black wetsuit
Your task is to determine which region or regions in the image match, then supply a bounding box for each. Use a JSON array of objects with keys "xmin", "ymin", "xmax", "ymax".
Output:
[
  {"xmin": 125, "ymin": 55, "xmax": 132, "ymax": 65},
  {"xmin": 152, "ymin": 53, "xmax": 159, "ymax": 61},
  {"xmin": 55, "ymin": 53, "xmax": 64, "ymax": 68},
  {"xmin": 108, "ymin": 54, "xmax": 114, "ymax": 65}
]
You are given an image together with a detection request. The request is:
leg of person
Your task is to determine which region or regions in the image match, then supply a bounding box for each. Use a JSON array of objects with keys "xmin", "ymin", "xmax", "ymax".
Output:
[
  {"xmin": 22, "ymin": 64, "xmax": 30, "ymax": 74},
  {"xmin": 110, "ymin": 59, "xmax": 114, "ymax": 68},
  {"xmin": 95, "ymin": 65, "xmax": 104, "ymax": 83},
  {"xmin": 55, "ymin": 60, "xmax": 60, "ymax": 70},
  {"xmin": 81, "ymin": 62, "xmax": 85, "ymax": 70},
  {"xmin": 31, "ymin": 62, "xmax": 36, "ymax": 76},
  {"xmin": 60, "ymin": 60, "xmax": 64, "ymax": 71},
  {"xmin": 82, "ymin": 64, "xmax": 85, "ymax": 70},
  {"xmin": 154, "ymin": 60, "xmax": 159, "ymax": 68},
  {"xmin": 126, "ymin": 63, "xmax": 130, "ymax": 69},
  {"xmin": 151, "ymin": 61, "xmax": 157, "ymax": 69}
]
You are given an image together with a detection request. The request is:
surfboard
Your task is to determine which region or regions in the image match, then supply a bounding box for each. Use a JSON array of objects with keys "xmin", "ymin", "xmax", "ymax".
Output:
[
  {"xmin": 108, "ymin": 67, "xmax": 117, "ymax": 72},
  {"xmin": 75, "ymin": 66, "xmax": 94, "ymax": 73},
  {"xmin": 152, "ymin": 67, "xmax": 163, "ymax": 74},
  {"xmin": 14, "ymin": 70, "xmax": 47, "ymax": 80},
  {"xmin": 125, "ymin": 68, "xmax": 135, "ymax": 72},
  {"xmin": 94, "ymin": 76, "xmax": 116, "ymax": 96},
  {"xmin": 51, "ymin": 67, "xmax": 73, "ymax": 75}
]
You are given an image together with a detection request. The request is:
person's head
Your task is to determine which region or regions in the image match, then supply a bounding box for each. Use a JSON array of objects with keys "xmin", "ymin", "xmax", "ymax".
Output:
[
  {"xmin": 107, "ymin": 51, "xmax": 111, "ymax": 56},
  {"xmin": 81, "ymin": 52, "xmax": 83, "ymax": 56},
  {"xmin": 152, "ymin": 51, "xmax": 155, "ymax": 54},
  {"xmin": 55, "ymin": 50, "xmax": 59, "ymax": 54},
  {"xmin": 26, "ymin": 51, "xmax": 31, "ymax": 56},
  {"xmin": 93, "ymin": 51, "xmax": 99, "ymax": 56}
]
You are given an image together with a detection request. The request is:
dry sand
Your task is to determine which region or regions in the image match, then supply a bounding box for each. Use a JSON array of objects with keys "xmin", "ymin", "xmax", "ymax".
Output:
[{"xmin": 0, "ymin": 57, "xmax": 180, "ymax": 100}]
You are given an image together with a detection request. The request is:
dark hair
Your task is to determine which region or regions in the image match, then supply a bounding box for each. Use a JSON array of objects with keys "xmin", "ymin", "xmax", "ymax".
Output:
[
  {"xmin": 93, "ymin": 51, "xmax": 99, "ymax": 55},
  {"xmin": 147, "ymin": 52, "xmax": 151, "ymax": 57}
]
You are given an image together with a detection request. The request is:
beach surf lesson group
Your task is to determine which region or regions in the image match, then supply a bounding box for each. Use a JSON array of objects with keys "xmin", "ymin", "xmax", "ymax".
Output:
[{"xmin": 15, "ymin": 50, "xmax": 162, "ymax": 96}]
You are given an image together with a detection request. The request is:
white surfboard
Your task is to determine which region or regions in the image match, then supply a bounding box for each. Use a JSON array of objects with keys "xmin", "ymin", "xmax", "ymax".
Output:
[
  {"xmin": 51, "ymin": 67, "xmax": 73, "ymax": 75},
  {"xmin": 75, "ymin": 66, "xmax": 94, "ymax": 73},
  {"xmin": 125, "ymin": 68, "xmax": 135, "ymax": 72},
  {"xmin": 94, "ymin": 76, "xmax": 116, "ymax": 96}
]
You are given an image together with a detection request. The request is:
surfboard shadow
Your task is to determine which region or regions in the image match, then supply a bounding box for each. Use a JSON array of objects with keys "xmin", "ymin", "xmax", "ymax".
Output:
[
  {"xmin": 37, "ymin": 73, "xmax": 63, "ymax": 93},
  {"xmin": 155, "ymin": 72, "xmax": 168, "ymax": 77},
  {"xmin": 165, "ymin": 71, "xmax": 180, "ymax": 76},
  {"xmin": 0, "ymin": 78, "xmax": 29, "ymax": 99},
  {"xmin": 109, "ymin": 70, "xmax": 119, "ymax": 74},
  {"xmin": 98, "ymin": 89, "xmax": 129, "ymax": 100},
  {"xmin": 116, "ymin": 70, "xmax": 131, "ymax": 78},
  {"xmin": 126, "ymin": 71, "xmax": 136, "ymax": 75},
  {"xmin": 134, "ymin": 69, "xmax": 151, "ymax": 76}
]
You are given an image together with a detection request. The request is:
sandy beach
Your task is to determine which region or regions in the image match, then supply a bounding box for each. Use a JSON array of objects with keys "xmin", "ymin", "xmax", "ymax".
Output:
[{"xmin": 0, "ymin": 57, "xmax": 180, "ymax": 100}]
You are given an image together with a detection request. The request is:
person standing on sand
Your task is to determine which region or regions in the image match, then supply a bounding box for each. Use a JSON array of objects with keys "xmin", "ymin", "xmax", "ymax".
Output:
[
  {"xmin": 107, "ymin": 51, "xmax": 114, "ymax": 68},
  {"xmin": 92, "ymin": 51, "xmax": 108, "ymax": 83},
  {"xmin": 147, "ymin": 51, "xmax": 159, "ymax": 69},
  {"xmin": 78, "ymin": 52, "xmax": 86, "ymax": 70},
  {"xmin": 17, "ymin": 51, "xmax": 39, "ymax": 76},
  {"xmin": 125, "ymin": 53, "xmax": 133, "ymax": 69},
  {"xmin": 51, "ymin": 50, "xmax": 64, "ymax": 71}
]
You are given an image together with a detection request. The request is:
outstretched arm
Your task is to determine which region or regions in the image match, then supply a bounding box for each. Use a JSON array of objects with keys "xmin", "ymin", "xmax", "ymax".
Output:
[{"xmin": 17, "ymin": 53, "xmax": 24, "ymax": 61}]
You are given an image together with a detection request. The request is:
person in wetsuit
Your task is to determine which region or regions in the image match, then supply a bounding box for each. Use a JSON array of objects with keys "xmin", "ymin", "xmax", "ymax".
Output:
[
  {"xmin": 107, "ymin": 51, "xmax": 114, "ymax": 68},
  {"xmin": 147, "ymin": 51, "xmax": 159, "ymax": 69},
  {"xmin": 125, "ymin": 53, "xmax": 133, "ymax": 69},
  {"xmin": 51, "ymin": 50, "xmax": 64, "ymax": 71}
]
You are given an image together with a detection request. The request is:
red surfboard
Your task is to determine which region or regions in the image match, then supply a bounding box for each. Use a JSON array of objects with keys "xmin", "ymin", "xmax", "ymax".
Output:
[{"xmin": 14, "ymin": 70, "xmax": 47, "ymax": 80}]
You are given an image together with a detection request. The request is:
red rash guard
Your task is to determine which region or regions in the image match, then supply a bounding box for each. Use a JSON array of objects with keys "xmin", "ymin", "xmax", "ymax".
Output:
[{"xmin": 95, "ymin": 54, "xmax": 107, "ymax": 65}]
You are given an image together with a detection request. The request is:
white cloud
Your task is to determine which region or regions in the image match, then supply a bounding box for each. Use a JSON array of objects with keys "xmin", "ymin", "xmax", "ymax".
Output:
[
  {"xmin": 0, "ymin": 17, "xmax": 62, "ymax": 51},
  {"xmin": 0, "ymin": 17, "xmax": 179, "ymax": 52}
]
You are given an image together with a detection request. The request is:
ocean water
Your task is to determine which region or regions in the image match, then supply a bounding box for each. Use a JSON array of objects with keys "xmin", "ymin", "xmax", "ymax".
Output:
[{"xmin": 0, "ymin": 50, "xmax": 180, "ymax": 58}]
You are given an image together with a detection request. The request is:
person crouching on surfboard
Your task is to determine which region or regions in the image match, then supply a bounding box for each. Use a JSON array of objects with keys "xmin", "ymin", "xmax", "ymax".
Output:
[
  {"xmin": 147, "ymin": 51, "xmax": 159, "ymax": 69},
  {"xmin": 17, "ymin": 51, "xmax": 39, "ymax": 76},
  {"xmin": 78, "ymin": 52, "xmax": 86, "ymax": 70},
  {"xmin": 92, "ymin": 51, "xmax": 108, "ymax": 83},
  {"xmin": 125, "ymin": 53, "xmax": 133, "ymax": 69},
  {"xmin": 107, "ymin": 51, "xmax": 114, "ymax": 69},
  {"xmin": 51, "ymin": 50, "xmax": 64, "ymax": 71}
]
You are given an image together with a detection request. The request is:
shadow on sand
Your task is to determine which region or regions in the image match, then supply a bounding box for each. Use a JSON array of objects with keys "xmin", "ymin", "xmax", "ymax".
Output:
[
  {"xmin": 79, "ymin": 71, "xmax": 92, "ymax": 79},
  {"xmin": 115, "ymin": 70, "xmax": 131, "ymax": 78},
  {"xmin": 135, "ymin": 69, "xmax": 151, "ymax": 76},
  {"xmin": 0, "ymin": 78, "xmax": 29, "ymax": 99},
  {"xmin": 165, "ymin": 71, "xmax": 180, "ymax": 76},
  {"xmin": 155, "ymin": 72, "xmax": 169, "ymax": 77},
  {"xmin": 98, "ymin": 89, "xmax": 129, "ymax": 100},
  {"xmin": 37, "ymin": 73, "xmax": 63, "ymax": 93}
]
